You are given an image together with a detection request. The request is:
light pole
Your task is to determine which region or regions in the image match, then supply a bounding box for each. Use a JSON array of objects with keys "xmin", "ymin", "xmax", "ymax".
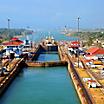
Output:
[
  {"xmin": 8, "ymin": 19, "xmax": 10, "ymax": 37},
  {"xmin": 77, "ymin": 17, "xmax": 80, "ymax": 35},
  {"xmin": 77, "ymin": 17, "xmax": 80, "ymax": 68},
  {"xmin": 7, "ymin": 19, "xmax": 11, "ymax": 59}
]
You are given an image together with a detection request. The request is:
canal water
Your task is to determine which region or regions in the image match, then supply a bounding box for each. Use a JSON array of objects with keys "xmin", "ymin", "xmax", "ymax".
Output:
[
  {"xmin": 37, "ymin": 53, "xmax": 59, "ymax": 62},
  {"xmin": 21, "ymin": 30, "xmax": 77, "ymax": 42},
  {"xmin": 0, "ymin": 67, "xmax": 80, "ymax": 104}
]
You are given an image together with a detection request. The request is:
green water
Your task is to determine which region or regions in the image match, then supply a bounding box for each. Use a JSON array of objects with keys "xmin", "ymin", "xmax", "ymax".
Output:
[
  {"xmin": 0, "ymin": 67, "xmax": 80, "ymax": 104},
  {"xmin": 37, "ymin": 53, "xmax": 59, "ymax": 62}
]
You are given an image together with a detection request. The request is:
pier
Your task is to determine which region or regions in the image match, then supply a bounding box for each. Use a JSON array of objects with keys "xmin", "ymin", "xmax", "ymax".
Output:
[
  {"xmin": 0, "ymin": 58, "xmax": 24, "ymax": 95},
  {"xmin": 58, "ymin": 45, "xmax": 93, "ymax": 104}
]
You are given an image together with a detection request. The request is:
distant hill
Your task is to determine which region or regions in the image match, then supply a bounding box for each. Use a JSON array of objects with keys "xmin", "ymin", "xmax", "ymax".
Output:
[{"xmin": 0, "ymin": 28, "xmax": 33, "ymax": 42}]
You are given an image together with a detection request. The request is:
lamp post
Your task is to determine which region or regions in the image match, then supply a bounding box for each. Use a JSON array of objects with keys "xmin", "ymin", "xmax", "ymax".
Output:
[
  {"xmin": 8, "ymin": 19, "xmax": 10, "ymax": 37},
  {"xmin": 77, "ymin": 17, "xmax": 80, "ymax": 68},
  {"xmin": 7, "ymin": 19, "xmax": 11, "ymax": 59},
  {"xmin": 0, "ymin": 54, "xmax": 2, "ymax": 71}
]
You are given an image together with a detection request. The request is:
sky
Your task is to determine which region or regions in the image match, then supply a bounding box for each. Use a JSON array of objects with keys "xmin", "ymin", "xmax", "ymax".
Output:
[{"xmin": 0, "ymin": 0, "xmax": 104, "ymax": 30}]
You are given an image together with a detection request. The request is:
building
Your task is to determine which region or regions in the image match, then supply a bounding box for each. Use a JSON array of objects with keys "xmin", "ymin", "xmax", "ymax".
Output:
[
  {"xmin": 88, "ymin": 80, "xmax": 97, "ymax": 88},
  {"xmin": 85, "ymin": 47, "xmax": 104, "ymax": 60},
  {"xmin": 86, "ymin": 47, "xmax": 104, "ymax": 56},
  {"xmin": 2, "ymin": 37, "xmax": 24, "ymax": 57},
  {"xmin": 69, "ymin": 41, "xmax": 80, "ymax": 48},
  {"xmin": 3, "ymin": 37, "xmax": 24, "ymax": 48}
]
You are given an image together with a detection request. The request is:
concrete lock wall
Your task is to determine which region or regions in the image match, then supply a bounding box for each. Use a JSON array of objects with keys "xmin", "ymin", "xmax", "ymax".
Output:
[
  {"xmin": 26, "ymin": 61, "xmax": 68, "ymax": 67},
  {"xmin": 0, "ymin": 59, "xmax": 25, "ymax": 96}
]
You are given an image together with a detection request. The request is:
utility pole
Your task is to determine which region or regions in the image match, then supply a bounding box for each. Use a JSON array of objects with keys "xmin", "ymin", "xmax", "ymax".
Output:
[{"xmin": 77, "ymin": 17, "xmax": 80, "ymax": 68}]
